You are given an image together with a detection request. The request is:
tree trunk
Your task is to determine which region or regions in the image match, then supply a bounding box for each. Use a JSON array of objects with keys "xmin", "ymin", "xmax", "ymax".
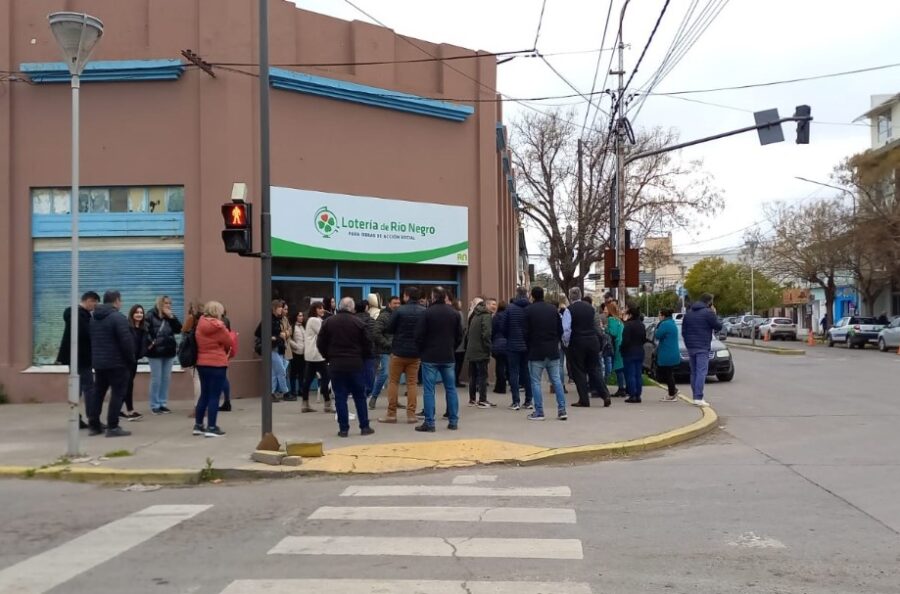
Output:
[{"xmin": 824, "ymin": 277, "xmax": 837, "ymax": 328}]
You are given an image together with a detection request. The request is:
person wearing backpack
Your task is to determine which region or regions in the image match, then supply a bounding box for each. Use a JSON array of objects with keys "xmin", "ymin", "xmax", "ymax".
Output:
[{"xmin": 193, "ymin": 301, "xmax": 235, "ymax": 437}]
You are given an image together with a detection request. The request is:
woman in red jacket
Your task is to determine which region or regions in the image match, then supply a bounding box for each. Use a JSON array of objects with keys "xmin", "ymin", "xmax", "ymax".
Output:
[{"xmin": 193, "ymin": 301, "xmax": 235, "ymax": 437}]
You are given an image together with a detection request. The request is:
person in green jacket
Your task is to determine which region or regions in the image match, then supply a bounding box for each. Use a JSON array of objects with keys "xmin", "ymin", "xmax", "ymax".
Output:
[
  {"xmin": 465, "ymin": 298, "xmax": 494, "ymax": 408},
  {"xmin": 654, "ymin": 308, "xmax": 681, "ymax": 402},
  {"xmin": 606, "ymin": 302, "xmax": 627, "ymax": 397}
]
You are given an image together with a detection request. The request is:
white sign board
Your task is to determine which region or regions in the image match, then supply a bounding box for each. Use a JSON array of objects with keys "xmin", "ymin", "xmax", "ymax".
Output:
[{"xmin": 271, "ymin": 187, "xmax": 469, "ymax": 266}]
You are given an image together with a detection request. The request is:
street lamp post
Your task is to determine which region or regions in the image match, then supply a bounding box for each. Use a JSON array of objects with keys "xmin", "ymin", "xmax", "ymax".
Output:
[
  {"xmin": 48, "ymin": 12, "xmax": 104, "ymax": 457},
  {"xmin": 746, "ymin": 239, "xmax": 759, "ymax": 346}
]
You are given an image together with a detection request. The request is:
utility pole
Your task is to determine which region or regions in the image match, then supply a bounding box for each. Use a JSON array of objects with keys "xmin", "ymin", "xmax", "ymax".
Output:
[
  {"xmin": 258, "ymin": 0, "xmax": 273, "ymax": 436},
  {"xmin": 746, "ymin": 239, "xmax": 758, "ymax": 346},
  {"xmin": 612, "ymin": 0, "xmax": 630, "ymax": 308},
  {"xmin": 576, "ymin": 139, "xmax": 583, "ymax": 290},
  {"xmin": 678, "ymin": 264, "xmax": 687, "ymax": 314}
]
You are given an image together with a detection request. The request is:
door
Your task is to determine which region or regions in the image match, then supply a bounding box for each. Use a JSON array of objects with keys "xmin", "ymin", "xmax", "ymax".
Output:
[
  {"xmin": 338, "ymin": 285, "xmax": 365, "ymax": 305},
  {"xmin": 368, "ymin": 285, "xmax": 396, "ymax": 309}
]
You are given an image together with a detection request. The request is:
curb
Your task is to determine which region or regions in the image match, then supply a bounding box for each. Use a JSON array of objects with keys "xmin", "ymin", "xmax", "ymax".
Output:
[
  {"xmin": 516, "ymin": 399, "xmax": 717, "ymax": 465},
  {"xmin": 1, "ymin": 392, "xmax": 717, "ymax": 483},
  {"xmin": 0, "ymin": 465, "xmax": 200, "ymax": 485},
  {"xmin": 728, "ymin": 343, "xmax": 805, "ymax": 356}
]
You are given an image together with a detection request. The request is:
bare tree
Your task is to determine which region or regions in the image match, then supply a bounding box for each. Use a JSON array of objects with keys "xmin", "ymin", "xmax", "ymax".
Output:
[
  {"xmin": 761, "ymin": 199, "xmax": 853, "ymax": 328},
  {"xmin": 511, "ymin": 109, "xmax": 722, "ymax": 293},
  {"xmin": 833, "ymin": 156, "xmax": 900, "ymax": 313}
]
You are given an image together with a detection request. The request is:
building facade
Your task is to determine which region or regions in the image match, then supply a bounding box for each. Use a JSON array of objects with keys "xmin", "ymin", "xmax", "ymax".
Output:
[{"xmin": 0, "ymin": 0, "xmax": 522, "ymax": 402}]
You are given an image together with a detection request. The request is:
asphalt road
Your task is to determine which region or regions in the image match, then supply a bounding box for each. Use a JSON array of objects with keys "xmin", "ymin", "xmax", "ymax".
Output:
[{"xmin": 1, "ymin": 345, "xmax": 898, "ymax": 594}]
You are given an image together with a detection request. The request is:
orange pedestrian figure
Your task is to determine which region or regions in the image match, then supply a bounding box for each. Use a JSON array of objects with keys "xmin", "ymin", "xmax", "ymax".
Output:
[{"xmin": 231, "ymin": 205, "xmax": 245, "ymax": 226}]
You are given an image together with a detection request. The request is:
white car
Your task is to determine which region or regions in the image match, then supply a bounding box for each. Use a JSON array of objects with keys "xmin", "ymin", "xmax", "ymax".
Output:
[
  {"xmin": 877, "ymin": 316, "xmax": 900, "ymax": 352},
  {"xmin": 757, "ymin": 317, "xmax": 797, "ymax": 340}
]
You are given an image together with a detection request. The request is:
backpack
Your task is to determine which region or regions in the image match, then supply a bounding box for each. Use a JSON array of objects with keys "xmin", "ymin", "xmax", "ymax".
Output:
[{"xmin": 177, "ymin": 329, "xmax": 198, "ymax": 367}]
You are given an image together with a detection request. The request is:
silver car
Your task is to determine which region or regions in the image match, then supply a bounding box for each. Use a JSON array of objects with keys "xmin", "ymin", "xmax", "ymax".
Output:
[{"xmin": 878, "ymin": 316, "xmax": 900, "ymax": 352}]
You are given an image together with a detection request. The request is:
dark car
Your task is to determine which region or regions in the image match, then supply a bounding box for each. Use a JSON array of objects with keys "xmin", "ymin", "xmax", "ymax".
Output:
[{"xmin": 643, "ymin": 320, "xmax": 735, "ymax": 383}]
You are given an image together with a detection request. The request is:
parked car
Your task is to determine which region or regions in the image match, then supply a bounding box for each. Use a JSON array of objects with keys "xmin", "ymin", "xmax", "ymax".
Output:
[
  {"xmin": 827, "ymin": 316, "xmax": 885, "ymax": 349},
  {"xmin": 643, "ymin": 320, "xmax": 735, "ymax": 383},
  {"xmin": 723, "ymin": 316, "xmax": 741, "ymax": 336},
  {"xmin": 757, "ymin": 317, "xmax": 798, "ymax": 340},
  {"xmin": 734, "ymin": 314, "xmax": 762, "ymax": 338},
  {"xmin": 877, "ymin": 316, "xmax": 900, "ymax": 352},
  {"xmin": 740, "ymin": 316, "xmax": 767, "ymax": 339}
]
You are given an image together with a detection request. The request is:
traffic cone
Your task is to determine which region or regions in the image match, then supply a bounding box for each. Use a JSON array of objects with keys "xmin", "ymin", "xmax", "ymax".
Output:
[
  {"xmin": 764, "ymin": 329, "xmax": 771, "ymax": 342},
  {"xmin": 896, "ymin": 343, "xmax": 900, "ymax": 356},
  {"xmin": 807, "ymin": 330, "xmax": 815, "ymax": 347}
]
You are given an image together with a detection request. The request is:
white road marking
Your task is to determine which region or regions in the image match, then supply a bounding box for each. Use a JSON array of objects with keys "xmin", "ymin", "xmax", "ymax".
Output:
[
  {"xmin": 269, "ymin": 536, "xmax": 583, "ymax": 559},
  {"xmin": 308, "ymin": 506, "xmax": 576, "ymax": 524},
  {"xmin": 340, "ymin": 485, "xmax": 571, "ymax": 497},
  {"xmin": 0, "ymin": 504, "xmax": 211, "ymax": 594},
  {"xmin": 728, "ymin": 531, "xmax": 787, "ymax": 549},
  {"xmin": 219, "ymin": 579, "xmax": 593, "ymax": 594},
  {"xmin": 452, "ymin": 474, "xmax": 498, "ymax": 484}
]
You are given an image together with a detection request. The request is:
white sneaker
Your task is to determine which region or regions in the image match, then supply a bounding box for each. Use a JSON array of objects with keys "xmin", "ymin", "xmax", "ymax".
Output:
[
  {"xmin": 334, "ymin": 412, "xmax": 358, "ymax": 420},
  {"xmin": 693, "ymin": 399, "xmax": 710, "ymax": 407}
]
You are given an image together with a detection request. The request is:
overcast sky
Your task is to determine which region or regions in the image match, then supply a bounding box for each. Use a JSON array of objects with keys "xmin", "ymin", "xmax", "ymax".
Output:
[{"xmin": 293, "ymin": 0, "xmax": 899, "ymax": 263}]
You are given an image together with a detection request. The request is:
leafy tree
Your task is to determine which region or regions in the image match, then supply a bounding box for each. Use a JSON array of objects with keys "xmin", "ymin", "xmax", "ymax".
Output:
[
  {"xmin": 684, "ymin": 257, "xmax": 781, "ymax": 315},
  {"xmin": 511, "ymin": 109, "xmax": 722, "ymax": 294},
  {"xmin": 760, "ymin": 199, "xmax": 852, "ymax": 327}
]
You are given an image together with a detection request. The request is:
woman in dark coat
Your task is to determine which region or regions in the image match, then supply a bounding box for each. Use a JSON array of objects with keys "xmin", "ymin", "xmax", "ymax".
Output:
[{"xmin": 121, "ymin": 304, "xmax": 147, "ymax": 420}]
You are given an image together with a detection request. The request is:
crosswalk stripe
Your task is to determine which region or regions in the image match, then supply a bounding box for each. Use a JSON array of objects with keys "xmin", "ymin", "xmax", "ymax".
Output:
[
  {"xmin": 452, "ymin": 474, "xmax": 498, "ymax": 484},
  {"xmin": 219, "ymin": 579, "xmax": 593, "ymax": 593},
  {"xmin": 269, "ymin": 536, "xmax": 584, "ymax": 559},
  {"xmin": 341, "ymin": 485, "xmax": 571, "ymax": 497},
  {"xmin": 0, "ymin": 504, "xmax": 211, "ymax": 594},
  {"xmin": 308, "ymin": 506, "xmax": 576, "ymax": 523}
]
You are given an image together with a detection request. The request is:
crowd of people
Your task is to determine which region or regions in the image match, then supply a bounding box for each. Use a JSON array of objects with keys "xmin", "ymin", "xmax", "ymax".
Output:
[{"xmin": 58, "ymin": 283, "xmax": 721, "ymax": 441}]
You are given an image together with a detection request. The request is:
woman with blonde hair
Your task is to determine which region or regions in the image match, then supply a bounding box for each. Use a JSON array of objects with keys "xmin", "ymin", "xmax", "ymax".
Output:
[
  {"xmin": 193, "ymin": 300, "xmax": 235, "ymax": 437},
  {"xmin": 146, "ymin": 295, "xmax": 183, "ymax": 414}
]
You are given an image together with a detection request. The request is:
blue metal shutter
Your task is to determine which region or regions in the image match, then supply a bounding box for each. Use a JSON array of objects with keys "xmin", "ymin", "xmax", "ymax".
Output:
[{"xmin": 32, "ymin": 249, "xmax": 184, "ymax": 365}]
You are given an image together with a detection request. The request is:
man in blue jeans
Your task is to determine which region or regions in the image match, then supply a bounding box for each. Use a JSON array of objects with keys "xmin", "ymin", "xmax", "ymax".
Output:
[
  {"xmin": 414, "ymin": 287, "xmax": 463, "ymax": 431},
  {"xmin": 369, "ymin": 296, "xmax": 400, "ymax": 409},
  {"xmin": 316, "ymin": 297, "xmax": 375, "ymax": 438},
  {"xmin": 681, "ymin": 293, "xmax": 722, "ymax": 407},
  {"xmin": 523, "ymin": 286, "xmax": 567, "ymax": 421},
  {"xmin": 504, "ymin": 286, "xmax": 533, "ymax": 410}
]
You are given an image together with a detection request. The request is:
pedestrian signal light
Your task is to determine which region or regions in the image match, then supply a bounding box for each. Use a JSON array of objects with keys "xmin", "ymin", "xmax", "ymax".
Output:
[{"xmin": 221, "ymin": 200, "xmax": 253, "ymax": 255}]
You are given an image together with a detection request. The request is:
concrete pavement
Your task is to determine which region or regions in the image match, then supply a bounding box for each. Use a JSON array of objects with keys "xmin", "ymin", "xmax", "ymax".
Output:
[{"xmin": 0, "ymin": 382, "xmax": 712, "ymax": 480}]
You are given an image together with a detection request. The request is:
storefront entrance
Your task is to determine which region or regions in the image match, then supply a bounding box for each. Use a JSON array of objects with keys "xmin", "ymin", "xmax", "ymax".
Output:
[{"xmin": 273, "ymin": 259, "xmax": 461, "ymax": 314}]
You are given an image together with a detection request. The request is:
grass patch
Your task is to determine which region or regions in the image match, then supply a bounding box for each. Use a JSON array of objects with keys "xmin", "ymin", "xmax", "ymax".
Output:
[
  {"xmin": 24, "ymin": 468, "xmax": 36, "ymax": 478},
  {"xmin": 104, "ymin": 449, "xmax": 132, "ymax": 458},
  {"xmin": 199, "ymin": 457, "xmax": 220, "ymax": 482}
]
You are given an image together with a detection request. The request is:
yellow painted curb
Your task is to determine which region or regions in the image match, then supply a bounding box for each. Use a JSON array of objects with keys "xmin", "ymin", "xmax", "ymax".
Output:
[
  {"xmin": 0, "ymin": 466, "xmax": 35, "ymax": 478},
  {"xmin": 517, "ymin": 401, "xmax": 717, "ymax": 465},
  {"xmin": 728, "ymin": 343, "xmax": 805, "ymax": 356},
  {"xmin": 35, "ymin": 466, "xmax": 201, "ymax": 485}
]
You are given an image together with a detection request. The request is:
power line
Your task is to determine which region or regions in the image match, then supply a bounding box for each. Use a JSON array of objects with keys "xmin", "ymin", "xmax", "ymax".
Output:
[
  {"xmin": 533, "ymin": 0, "xmax": 549, "ymax": 50},
  {"xmin": 581, "ymin": 0, "xmax": 615, "ymax": 137},
  {"xmin": 621, "ymin": 0, "xmax": 672, "ymax": 97},
  {"xmin": 648, "ymin": 93, "xmax": 870, "ymax": 127},
  {"xmin": 648, "ymin": 60, "xmax": 900, "ymax": 96},
  {"xmin": 540, "ymin": 55, "xmax": 608, "ymax": 117}
]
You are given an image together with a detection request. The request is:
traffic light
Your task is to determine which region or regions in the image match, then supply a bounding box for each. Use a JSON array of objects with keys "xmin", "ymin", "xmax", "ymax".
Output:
[
  {"xmin": 795, "ymin": 104, "xmax": 811, "ymax": 144},
  {"xmin": 221, "ymin": 200, "xmax": 253, "ymax": 255}
]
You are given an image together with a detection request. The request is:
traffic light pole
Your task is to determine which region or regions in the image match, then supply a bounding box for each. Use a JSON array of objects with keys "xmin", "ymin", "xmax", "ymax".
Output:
[{"xmin": 258, "ymin": 0, "xmax": 273, "ymax": 437}]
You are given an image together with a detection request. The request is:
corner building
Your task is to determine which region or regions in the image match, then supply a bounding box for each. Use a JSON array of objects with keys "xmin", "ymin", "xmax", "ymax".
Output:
[{"xmin": 0, "ymin": 0, "xmax": 523, "ymax": 402}]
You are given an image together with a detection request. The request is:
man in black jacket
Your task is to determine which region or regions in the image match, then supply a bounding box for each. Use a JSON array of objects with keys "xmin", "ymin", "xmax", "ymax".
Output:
[
  {"xmin": 369, "ymin": 295, "xmax": 400, "ymax": 409},
  {"xmin": 523, "ymin": 286, "xmax": 568, "ymax": 421},
  {"xmin": 88, "ymin": 291, "xmax": 135, "ymax": 437},
  {"xmin": 503, "ymin": 286, "xmax": 533, "ymax": 410},
  {"xmin": 414, "ymin": 286, "xmax": 463, "ymax": 432},
  {"xmin": 318, "ymin": 298, "xmax": 375, "ymax": 438},
  {"xmin": 380, "ymin": 287, "xmax": 425, "ymax": 424},
  {"xmin": 57, "ymin": 290, "xmax": 100, "ymax": 429},
  {"xmin": 562, "ymin": 287, "xmax": 611, "ymax": 407}
]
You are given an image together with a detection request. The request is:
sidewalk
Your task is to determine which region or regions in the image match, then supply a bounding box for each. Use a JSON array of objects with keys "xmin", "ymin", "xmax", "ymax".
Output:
[
  {"xmin": 0, "ymin": 383, "xmax": 715, "ymax": 483},
  {"xmin": 725, "ymin": 336, "xmax": 806, "ymax": 355}
]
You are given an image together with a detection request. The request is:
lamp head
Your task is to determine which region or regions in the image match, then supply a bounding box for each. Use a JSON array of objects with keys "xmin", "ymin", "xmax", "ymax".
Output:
[{"xmin": 48, "ymin": 12, "xmax": 104, "ymax": 76}]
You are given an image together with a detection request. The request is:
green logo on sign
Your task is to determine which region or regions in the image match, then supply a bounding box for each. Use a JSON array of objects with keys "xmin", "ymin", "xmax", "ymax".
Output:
[{"xmin": 315, "ymin": 207, "xmax": 338, "ymax": 238}]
